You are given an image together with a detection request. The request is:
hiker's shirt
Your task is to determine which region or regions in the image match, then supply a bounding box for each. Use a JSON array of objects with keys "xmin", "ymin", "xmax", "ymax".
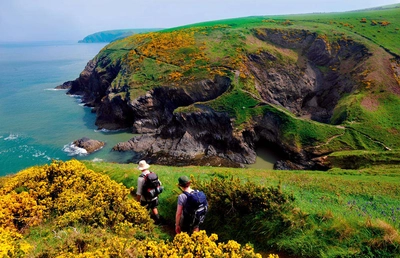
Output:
[
  {"xmin": 137, "ymin": 170, "xmax": 160, "ymax": 202},
  {"xmin": 177, "ymin": 189, "xmax": 194, "ymax": 218}
]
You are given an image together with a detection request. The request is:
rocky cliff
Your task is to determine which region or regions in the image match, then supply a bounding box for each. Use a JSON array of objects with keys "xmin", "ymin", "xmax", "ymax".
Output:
[{"xmin": 61, "ymin": 25, "xmax": 398, "ymax": 169}]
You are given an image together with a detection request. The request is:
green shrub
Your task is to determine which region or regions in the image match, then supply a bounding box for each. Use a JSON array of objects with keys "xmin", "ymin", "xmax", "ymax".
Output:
[{"xmin": 191, "ymin": 176, "xmax": 297, "ymax": 249}]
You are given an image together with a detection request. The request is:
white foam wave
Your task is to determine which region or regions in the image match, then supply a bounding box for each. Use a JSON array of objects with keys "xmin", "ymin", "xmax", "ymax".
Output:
[
  {"xmin": 32, "ymin": 150, "xmax": 46, "ymax": 158},
  {"xmin": 45, "ymin": 88, "xmax": 65, "ymax": 91},
  {"xmin": 4, "ymin": 133, "xmax": 18, "ymax": 141},
  {"xmin": 95, "ymin": 128, "xmax": 112, "ymax": 133},
  {"xmin": 94, "ymin": 128, "xmax": 127, "ymax": 133},
  {"xmin": 68, "ymin": 94, "xmax": 81, "ymax": 98},
  {"xmin": 62, "ymin": 142, "xmax": 88, "ymax": 157},
  {"xmin": 92, "ymin": 158, "xmax": 104, "ymax": 162}
]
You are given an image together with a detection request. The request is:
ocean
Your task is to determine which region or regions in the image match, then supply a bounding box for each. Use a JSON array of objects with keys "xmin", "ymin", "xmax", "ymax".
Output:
[{"xmin": 0, "ymin": 41, "xmax": 135, "ymax": 176}]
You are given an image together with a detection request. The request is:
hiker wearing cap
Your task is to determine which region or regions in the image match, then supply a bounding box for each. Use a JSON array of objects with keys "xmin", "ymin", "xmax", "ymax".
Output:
[
  {"xmin": 175, "ymin": 175, "xmax": 208, "ymax": 234},
  {"xmin": 136, "ymin": 160, "xmax": 162, "ymax": 223}
]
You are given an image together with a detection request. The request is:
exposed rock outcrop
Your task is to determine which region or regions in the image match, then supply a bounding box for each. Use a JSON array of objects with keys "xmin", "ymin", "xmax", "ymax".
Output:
[
  {"xmin": 73, "ymin": 137, "xmax": 105, "ymax": 154},
  {"xmin": 55, "ymin": 80, "xmax": 73, "ymax": 90},
  {"xmin": 113, "ymin": 106, "xmax": 254, "ymax": 167}
]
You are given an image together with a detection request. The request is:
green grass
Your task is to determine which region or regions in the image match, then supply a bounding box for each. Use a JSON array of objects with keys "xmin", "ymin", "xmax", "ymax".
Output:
[
  {"xmin": 82, "ymin": 160, "xmax": 400, "ymax": 256},
  {"xmin": 328, "ymin": 149, "xmax": 400, "ymax": 169},
  {"xmin": 332, "ymin": 92, "xmax": 400, "ymax": 149},
  {"xmin": 205, "ymin": 88, "xmax": 260, "ymax": 125},
  {"xmin": 82, "ymin": 160, "xmax": 400, "ymax": 229},
  {"xmin": 177, "ymin": 4, "xmax": 400, "ymax": 56}
]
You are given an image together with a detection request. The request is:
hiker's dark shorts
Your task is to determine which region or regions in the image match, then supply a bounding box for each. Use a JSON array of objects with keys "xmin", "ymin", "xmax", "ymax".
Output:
[
  {"xmin": 141, "ymin": 198, "xmax": 159, "ymax": 209},
  {"xmin": 181, "ymin": 214, "xmax": 202, "ymax": 233}
]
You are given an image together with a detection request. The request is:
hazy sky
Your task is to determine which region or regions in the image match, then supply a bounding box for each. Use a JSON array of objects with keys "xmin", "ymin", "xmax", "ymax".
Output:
[{"xmin": 0, "ymin": 0, "xmax": 399, "ymax": 42}]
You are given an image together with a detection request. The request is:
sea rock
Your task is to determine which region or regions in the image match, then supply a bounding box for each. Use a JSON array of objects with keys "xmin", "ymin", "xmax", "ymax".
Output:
[
  {"xmin": 55, "ymin": 80, "xmax": 73, "ymax": 90},
  {"xmin": 73, "ymin": 137, "xmax": 105, "ymax": 154}
]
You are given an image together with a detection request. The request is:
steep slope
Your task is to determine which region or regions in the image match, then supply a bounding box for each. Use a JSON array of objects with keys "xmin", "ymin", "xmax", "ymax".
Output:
[{"xmin": 62, "ymin": 6, "xmax": 400, "ymax": 169}]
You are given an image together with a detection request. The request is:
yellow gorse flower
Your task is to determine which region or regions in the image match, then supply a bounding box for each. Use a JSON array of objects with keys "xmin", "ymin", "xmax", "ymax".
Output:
[
  {"xmin": 1, "ymin": 160, "xmax": 152, "ymax": 231},
  {"xmin": 0, "ymin": 160, "xmax": 276, "ymax": 257}
]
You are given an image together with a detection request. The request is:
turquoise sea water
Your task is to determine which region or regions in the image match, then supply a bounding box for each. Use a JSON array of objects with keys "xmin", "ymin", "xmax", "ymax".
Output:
[{"xmin": 0, "ymin": 41, "xmax": 135, "ymax": 176}]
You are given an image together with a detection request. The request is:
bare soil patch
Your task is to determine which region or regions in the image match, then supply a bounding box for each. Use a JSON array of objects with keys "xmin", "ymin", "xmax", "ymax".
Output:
[{"xmin": 361, "ymin": 96, "xmax": 379, "ymax": 112}]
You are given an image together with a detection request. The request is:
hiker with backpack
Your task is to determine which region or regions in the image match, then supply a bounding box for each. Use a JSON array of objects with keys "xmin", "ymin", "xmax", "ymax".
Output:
[
  {"xmin": 136, "ymin": 160, "xmax": 163, "ymax": 224},
  {"xmin": 175, "ymin": 175, "xmax": 208, "ymax": 234}
]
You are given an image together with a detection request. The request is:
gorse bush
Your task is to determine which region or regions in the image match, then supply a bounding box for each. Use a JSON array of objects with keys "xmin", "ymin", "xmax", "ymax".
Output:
[
  {"xmin": 47, "ymin": 230, "xmax": 263, "ymax": 258},
  {"xmin": 0, "ymin": 160, "xmax": 267, "ymax": 257},
  {"xmin": 0, "ymin": 228, "xmax": 33, "ymax": 257},
  {"xmin": 0, "ymin": 191, "xmax": 44, "ymax": 232},
  {"xmin": 1, "ymin": 159, "xmax": 153, "ymax": 231}
]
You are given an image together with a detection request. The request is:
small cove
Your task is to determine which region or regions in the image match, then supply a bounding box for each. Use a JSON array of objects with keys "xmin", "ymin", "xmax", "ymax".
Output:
[
  {"xmin": 247, "ymin": 140, "xmax": 286, "ymax": 170},
  {"xmin": 0, "ymin": 41, "xmax": 283, "ymax": 176}
]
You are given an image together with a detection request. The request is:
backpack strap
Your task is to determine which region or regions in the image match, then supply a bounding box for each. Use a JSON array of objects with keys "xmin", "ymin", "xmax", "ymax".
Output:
[
  {"xmin": 182, "ymin": 190, "xmax": 190, "ymax": 196},
  {"xmin": 139, "ymin": 171, "xmax": 152, "ymax": 179}
]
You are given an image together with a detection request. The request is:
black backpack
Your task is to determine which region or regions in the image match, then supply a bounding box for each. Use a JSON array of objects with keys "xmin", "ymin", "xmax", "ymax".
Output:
[
  {"xmin": 141, "ymin": 172, "xmax": 163, "ymax": 199},
  {"xmin": 183, "ymin": 190, "xmax": 208, "ymax": 224}
]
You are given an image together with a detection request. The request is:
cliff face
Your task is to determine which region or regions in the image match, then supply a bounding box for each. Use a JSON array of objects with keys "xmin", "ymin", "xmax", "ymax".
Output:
[
  {"xmin": 251, "ymin": 29, "xmax": 370, "ymax": 123},
  {"xmin": 68, "ymin": 57, "xmax": 122, "ymax": 107},
  {"xmin": 64, "ymin": 28, "xmax": 382, "ymax": 169}
]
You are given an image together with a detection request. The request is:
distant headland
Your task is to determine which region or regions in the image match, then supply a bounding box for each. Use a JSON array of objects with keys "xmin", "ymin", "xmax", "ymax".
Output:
[{"xmin": 78, "ymin": 28, "xmax": 163, "ymax": 43}]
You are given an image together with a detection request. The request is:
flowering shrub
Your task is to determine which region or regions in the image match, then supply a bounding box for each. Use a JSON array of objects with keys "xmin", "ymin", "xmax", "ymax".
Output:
[
  {"xmin": 0, "ymin": 161, "xmax": 279, "ymax": 257},
  {"xmin": 54, "ymin": 230, "xmax": 264, "ymax": 258},
  {"xmin": 121, "ymin": 26, "xmax": 250, "ymax": 89},
  {"xmin": 1, "ymin": 160, "xmax": 152, "ymax": 231},
  {"xmin": 0, "ymin": 228, "xmax": 33, "ymax": 257},
  {"xmin": 0, "ymin": 191, "xmax": 44, "ymax": 232}
]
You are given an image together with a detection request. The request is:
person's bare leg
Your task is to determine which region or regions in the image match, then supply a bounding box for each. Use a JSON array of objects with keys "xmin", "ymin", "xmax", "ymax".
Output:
[{"xmin": 152, "ymin": 207, "xmax": 160, "ymax": 223}]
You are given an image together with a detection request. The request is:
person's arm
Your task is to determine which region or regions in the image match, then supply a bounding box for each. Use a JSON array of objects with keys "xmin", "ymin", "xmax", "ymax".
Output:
[
  {"xmin": 175, "ymin": 204, "xmax": 183, "ymax": 234},
  {"xmin": 136, "ymin": 176, "xmax": 143, "ymax": 202}
]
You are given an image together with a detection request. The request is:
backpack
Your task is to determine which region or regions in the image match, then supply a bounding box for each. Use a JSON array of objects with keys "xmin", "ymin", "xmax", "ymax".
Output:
[
  {"xmin": 141, "ymin": 172, "xmax": 163, "ymax": 199},
  {"xmin": 183, "ymin": 190, "xmax": 208, "ymax": 224}
]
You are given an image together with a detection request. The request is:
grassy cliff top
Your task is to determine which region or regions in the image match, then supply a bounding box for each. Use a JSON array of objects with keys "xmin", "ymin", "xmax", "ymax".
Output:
[
  {"xmin": 93, "ymin": 4, "xmax": 400, "ymax": 156},
  {"xmin": 175, "ymin": 3, "xmax": 400, "ymax": 56}
]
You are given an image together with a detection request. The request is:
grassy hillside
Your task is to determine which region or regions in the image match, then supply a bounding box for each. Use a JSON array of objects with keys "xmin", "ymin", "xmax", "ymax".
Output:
[
  {"xmin": 176, "ymin": 4, "xmax": 400, "ymax": 56},
  {"xmin": 85, "ymin": 160, "xmax": 400, "ymax": 257},
  {"xmin": 92, "ymin": 4, "xmax": 400, "ymax": 167}
]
